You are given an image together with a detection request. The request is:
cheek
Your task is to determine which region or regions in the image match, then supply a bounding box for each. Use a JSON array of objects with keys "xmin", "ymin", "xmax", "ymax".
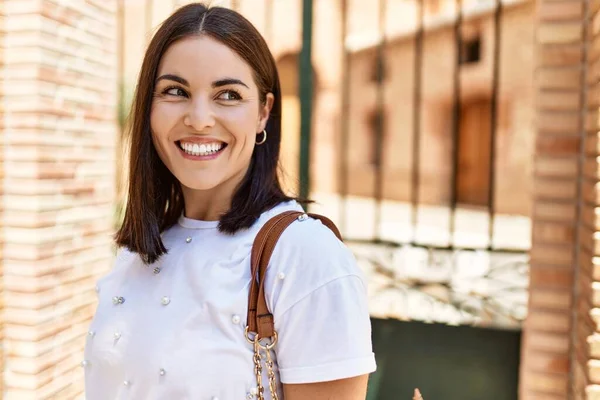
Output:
[
  {"xmin": 150, "ymin": 103, "xmax": 181, "ymax": 161},
  {"xmin": 222, "ymin": 108, "xmax": 258, "ymax": 150},
  {"xmin": 150, "ymin": 103, "xmax": 175, "ymax": 139}
]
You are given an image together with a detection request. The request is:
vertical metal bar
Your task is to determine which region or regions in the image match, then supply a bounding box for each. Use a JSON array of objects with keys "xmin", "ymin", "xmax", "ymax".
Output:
[
  {"xmin": 410, "ymin": 0, "xmax": 424, "ymax": 244},
  {"xmin": 373, "ymin": 0, "xmax": 387, "ymax": 241},
  {"xmin": 338, "ymin": 0, "xmax": 350, "ymax": 234},
  {"xmin": 299, "ymin": 0, "xmax": 314, "ymax": 201},
  {"xmin": 448, "ymin": 0, "xmax": 462, "ymax": 248},
  {"xmin": 488, "ymin": 0, "xmax": 502, "ymax": 250}
]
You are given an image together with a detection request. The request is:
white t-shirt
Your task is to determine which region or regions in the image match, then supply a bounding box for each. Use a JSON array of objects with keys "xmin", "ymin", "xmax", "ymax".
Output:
[{"xmin": 84, "ymin": 201, "xmax": 376, "ymax": 400}]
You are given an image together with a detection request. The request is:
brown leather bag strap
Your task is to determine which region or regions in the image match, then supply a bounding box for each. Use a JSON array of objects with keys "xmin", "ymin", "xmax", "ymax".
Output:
[
  {"xmin": 308, "ymin": 213, "xmax": 342, "ymax": 240},
  {"xmin": 247, "ymin": 211, "xmax": 299, "ymax": 337},
  {"xmin": 246, "ymin": 211, "xmax": 342, "ymax": 339}
]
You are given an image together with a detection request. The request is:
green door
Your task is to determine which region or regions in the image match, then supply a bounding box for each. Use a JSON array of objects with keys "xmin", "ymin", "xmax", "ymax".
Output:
[{"xmin": 367, "ymin": 318, "xmax": 520, "ymax": 400}]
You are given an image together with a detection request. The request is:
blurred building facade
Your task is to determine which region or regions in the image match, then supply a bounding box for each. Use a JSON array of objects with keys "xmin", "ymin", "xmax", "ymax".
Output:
[{"xmin": 0, "ymin": 0, "xmax": 597, "ymax": 399}]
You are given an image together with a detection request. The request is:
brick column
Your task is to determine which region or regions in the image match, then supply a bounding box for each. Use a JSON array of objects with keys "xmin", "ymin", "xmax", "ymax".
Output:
[
  {"xmin": 523, "ymin": 0, "xmax": 600, "ymax": 398},
  {"xmin": 577, "ymin": 0, "xmax": 600, "ymax": 397},
  {"xmin": 0, "ymin": 1, "xmax": 118, "ymax": 398}
]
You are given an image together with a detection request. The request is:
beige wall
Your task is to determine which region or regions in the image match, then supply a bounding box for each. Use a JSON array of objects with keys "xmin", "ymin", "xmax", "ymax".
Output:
[{"xmin": 1, "ymin": 0, "xmax": 118, "ymax": 398}]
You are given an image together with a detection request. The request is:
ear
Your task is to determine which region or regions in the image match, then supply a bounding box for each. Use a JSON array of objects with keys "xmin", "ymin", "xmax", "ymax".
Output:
[{"xmin": 257, "ymin": 93, "xmax": 274, "ymax": 132}]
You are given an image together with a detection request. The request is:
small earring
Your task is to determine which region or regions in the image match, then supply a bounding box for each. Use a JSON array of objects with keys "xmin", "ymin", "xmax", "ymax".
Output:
[{"xmin": 256, "ymin": 129, "xmax": 267, "ymax": 145}]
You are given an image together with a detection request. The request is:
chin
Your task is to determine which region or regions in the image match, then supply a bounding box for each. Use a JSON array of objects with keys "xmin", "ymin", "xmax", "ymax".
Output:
[
  {"xmin": 177, "ymin": 169, "xmax": 230, "ymax": 191},
  {"xmin": 179, "ymin": 179, "xmax": 221, "ymax": 191}
]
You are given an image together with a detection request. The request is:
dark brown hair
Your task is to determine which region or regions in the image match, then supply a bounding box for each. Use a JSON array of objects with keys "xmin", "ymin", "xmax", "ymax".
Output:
[{"xmin": 115, "ymin": 3, "xmax": 297, "ymax": 264}]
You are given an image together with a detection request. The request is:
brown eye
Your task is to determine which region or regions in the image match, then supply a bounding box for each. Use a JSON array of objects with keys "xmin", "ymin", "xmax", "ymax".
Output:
[
  {"xmin": 217, "ymin": 90, "xmax": 242, "ymax": 101},
  {"xmin": 164, "ymin": 87, "xmax": 187, "ymax": 97}
]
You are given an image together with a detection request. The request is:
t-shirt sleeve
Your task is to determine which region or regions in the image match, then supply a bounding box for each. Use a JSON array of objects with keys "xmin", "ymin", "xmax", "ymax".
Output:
[
  {"xmin": 266, "ymin": 217, "xmax": 377, "ymax": 384},
  {"xmin": 275, "ymin": 275, "xmax": 377, "ymax": 383}
]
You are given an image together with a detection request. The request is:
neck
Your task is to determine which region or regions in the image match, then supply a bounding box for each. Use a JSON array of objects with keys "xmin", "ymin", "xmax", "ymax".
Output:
[{"xmin": 181, "ymin": 166, "xmax": 248, "ymax": 221}]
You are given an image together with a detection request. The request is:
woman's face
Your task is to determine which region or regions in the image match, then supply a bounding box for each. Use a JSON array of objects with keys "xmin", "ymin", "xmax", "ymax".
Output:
[{"xmin": 150, "ymin": 35, "xmax": 273, "ymax": 193}]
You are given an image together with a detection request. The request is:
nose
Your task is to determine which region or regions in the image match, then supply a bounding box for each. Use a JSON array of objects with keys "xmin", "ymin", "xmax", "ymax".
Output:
[{"xmin": 184, "ymin": 96, "xmax": 215, "ymax": 131}]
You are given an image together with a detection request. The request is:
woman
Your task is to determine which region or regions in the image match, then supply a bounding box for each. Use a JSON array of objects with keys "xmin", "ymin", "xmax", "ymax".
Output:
[{"xmin": 84, "ymin": 3, "xmax": 377, "ymax": 399}]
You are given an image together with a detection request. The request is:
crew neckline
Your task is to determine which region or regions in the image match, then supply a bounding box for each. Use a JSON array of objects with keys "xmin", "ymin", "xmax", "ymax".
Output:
[
  {"xmin": 177, "ymin": 200, "xmax": 302, "ymax": 230},
  {"xmin": 177, "ymin": 213, "xmax": 220, "ymax": 230}
]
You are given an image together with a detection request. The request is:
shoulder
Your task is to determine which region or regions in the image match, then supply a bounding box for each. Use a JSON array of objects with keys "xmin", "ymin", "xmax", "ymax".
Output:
[
  {"xmin": 95, "ymin": 246, "xmax": 142, "ymax": 288},
  {"xmin": 262, "ymin": 212, "xmax": 377, "ymax": 382},
  {"xmin": 252, "ymin": 200, "xmax": 347, "ymax": 257},
  {"xmin": 265, "ymin": 212, "xmax": 365, "ymax": 314},
  {"xmin": 276, "ymin": 214, "xmax": 351, "ymax": 266}
]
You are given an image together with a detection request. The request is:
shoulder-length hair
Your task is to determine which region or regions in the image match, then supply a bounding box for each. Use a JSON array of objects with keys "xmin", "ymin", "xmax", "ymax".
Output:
[{"xmin": 115, "ymin": 3, "xmax": 297, "ymax": 264}]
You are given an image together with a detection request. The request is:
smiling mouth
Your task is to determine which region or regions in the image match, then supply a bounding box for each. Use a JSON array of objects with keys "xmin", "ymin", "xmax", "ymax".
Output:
[{"xmin": 177, "ymin": 141, "xmax": 228, "ymax": 157}]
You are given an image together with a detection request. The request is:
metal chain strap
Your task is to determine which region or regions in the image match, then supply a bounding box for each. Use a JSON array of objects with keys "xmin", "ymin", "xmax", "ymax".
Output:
[
  {"xmin": 247, "ymin": 327, "xmax": 279, "ymax": 400},
  {"xmin": 253, "ymin": 339, "xmax": 265, "ymax": 400},
  {"xmin": 264, "ymin": 347, "xmax": 279, "ymax": 400}
]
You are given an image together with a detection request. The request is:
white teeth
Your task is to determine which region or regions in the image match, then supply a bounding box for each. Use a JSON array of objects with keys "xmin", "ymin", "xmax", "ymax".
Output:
[{"xmin": 180, "ymin": 141, "xmax": 224, "ymax": 157}]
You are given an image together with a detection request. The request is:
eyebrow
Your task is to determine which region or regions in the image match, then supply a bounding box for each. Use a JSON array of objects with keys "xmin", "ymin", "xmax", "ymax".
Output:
[
  {"xmin": 212, "ymin": 78, "xmax": 249, "ymax": 89},
  {"xmin": 155, "ymin": 74, "xmax": 249, "ymax": 89},
  {"xmin": 156, "ymin": 74, "xmax": 189, "ymax": 86}
]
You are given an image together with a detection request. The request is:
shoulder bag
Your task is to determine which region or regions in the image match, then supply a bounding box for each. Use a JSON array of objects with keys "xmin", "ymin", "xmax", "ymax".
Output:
[{"xmin": 245, "ymin": 211, "xmax": 342, "ymax": 400}]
